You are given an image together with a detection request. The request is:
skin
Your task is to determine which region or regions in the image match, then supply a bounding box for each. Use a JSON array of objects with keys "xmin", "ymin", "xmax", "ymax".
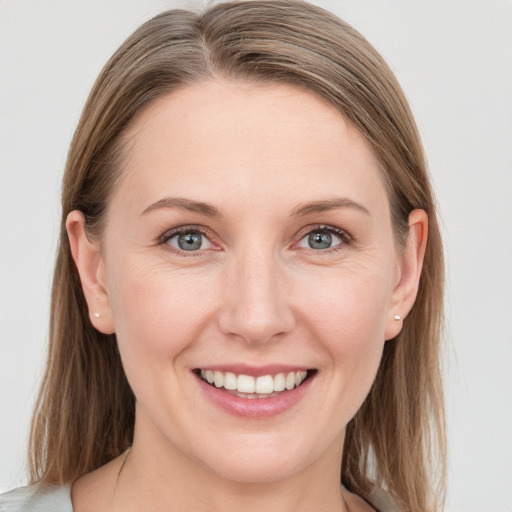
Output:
[{"xmin": 68, "ymin": 80, "xmax": 427, "ymax": 512}]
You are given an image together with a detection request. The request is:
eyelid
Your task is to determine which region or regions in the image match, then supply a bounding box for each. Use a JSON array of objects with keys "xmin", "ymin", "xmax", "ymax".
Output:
[
  {"xmin": 157, "ymin": 223, "xmax": 354, "ymax": 255},
  {"xmin": 158, "ymin": 224, "xmax": 219, "ymax": 255},
  {"xmin": 158, "ymin": 224, "xmax": 208, "ymax": 243},
  {"xmin": 294, "ymin": 224, "xmax": 354, "ymax": 251}
]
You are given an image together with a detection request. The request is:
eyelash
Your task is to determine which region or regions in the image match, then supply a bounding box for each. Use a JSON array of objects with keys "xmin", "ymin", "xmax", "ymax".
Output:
[
  {"xmin": 158, "ymin": 224, "xmax": 354, "ymax": 256},
  {"xmin": 158, "ymin": 225, "xmax": 214, "ymax": 256},
  {"xmin": 297, "ymin": 224, "xmax": 354, "ymax": 253}
]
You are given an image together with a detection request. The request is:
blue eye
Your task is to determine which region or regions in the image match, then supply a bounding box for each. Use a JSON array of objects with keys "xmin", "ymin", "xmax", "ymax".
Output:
[
  {"xmin": 297, "ymin": 227, "xmax": 345, "ymax": 250},
  {"xmin": 166, "ymin": 230, "xmax": 212, "ymax": 252}
]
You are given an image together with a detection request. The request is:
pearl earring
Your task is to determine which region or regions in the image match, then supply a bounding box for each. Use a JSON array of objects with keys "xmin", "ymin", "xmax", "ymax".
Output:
[
  {"xmin": 394, "ymin": 314, "xmax": 401, "ymax": 321},
  {"xmin": 94, "ymin": 312, "xmax": 101, "ymax": 318}
]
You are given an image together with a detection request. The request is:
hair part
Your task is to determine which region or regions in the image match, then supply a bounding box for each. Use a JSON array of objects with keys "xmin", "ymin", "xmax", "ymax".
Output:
[{"xmin": 30, "ymin": 2, "xmax": 446, "ymax": 510}]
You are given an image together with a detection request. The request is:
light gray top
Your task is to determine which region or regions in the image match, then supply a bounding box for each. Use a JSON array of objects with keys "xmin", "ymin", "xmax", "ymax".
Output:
[
  {"xmin": 0, "ymin": 483, "xmax": 399, "ymax": 511},
  {"xmin": 0, "ymin": 484, "xmax": 73, "ymax": 512}
]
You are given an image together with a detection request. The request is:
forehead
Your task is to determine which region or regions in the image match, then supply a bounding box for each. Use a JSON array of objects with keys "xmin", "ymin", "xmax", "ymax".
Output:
[{"xmin": 113, "ymin": 79, "xmax": 388, "ymax": 217}]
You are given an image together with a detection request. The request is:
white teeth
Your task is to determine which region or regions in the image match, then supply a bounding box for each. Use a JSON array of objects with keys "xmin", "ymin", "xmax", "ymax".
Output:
[
  {"xmin": 295, "ymin": 370, "xmax": 307, "ymax": 387},
  {"xmin": 255, "ymin": 375, "xmax": 274, "ymax": 394},
  {"xmin": 224, "ymin": 372, "xmax": 237, "ymax": 390},
  {"xmin": 199, "ymin": 369, "xmax": 309, "ymax": 396},
  {"xmin": 274, "ymin": 373, "xmax": 286, "ymax": 392},
  {"xmin": 237, "ymin": 374, "xmax": 255, "ymax": 393},
  {"xmin": 214, "ymin": 371, "xmax": 224, "ymax": 388}
]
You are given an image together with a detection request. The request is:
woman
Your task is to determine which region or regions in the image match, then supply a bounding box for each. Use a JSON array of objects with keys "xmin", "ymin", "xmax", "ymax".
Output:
[{"xmin": 0, "ymin": 1, "xmax": 446, "ymax": 511}]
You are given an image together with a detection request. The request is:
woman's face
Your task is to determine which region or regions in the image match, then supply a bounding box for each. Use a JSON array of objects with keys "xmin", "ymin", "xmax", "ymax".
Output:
[{"xmin": 76, "ymin": 80, "xmax": 414, "ymax": 483}]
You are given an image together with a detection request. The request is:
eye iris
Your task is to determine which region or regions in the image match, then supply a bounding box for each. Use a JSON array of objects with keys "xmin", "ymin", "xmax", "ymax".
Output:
[
  {"xmin": 308, "ymin": 231, "xmax": 332, "ymax": 249},
  {"xmin": 178, "ymin": 232, "xmax": 202, "ymax": 251}
]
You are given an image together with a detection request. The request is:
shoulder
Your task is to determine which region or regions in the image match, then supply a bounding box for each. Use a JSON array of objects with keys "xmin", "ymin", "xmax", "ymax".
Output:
[
  {"xmin": 0, "ymin": 484, "xmax": 73, "ymax": 512},
  {"xmin": 367, "ymin": 486, "xmax": 401, "ymax": 512},
  {"xmin": 344, "ymin": 485, "xmax": 401, "ymax": 512}
]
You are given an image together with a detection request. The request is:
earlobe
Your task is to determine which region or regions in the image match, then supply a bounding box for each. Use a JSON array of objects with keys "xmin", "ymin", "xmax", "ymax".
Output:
[
  {"xmin": 385, "ymin": 209, "xmax": 428, "ymax": 340},
  {"xmin": 66, "ymin": 210, "xmax": 115, "ymax": 334}
]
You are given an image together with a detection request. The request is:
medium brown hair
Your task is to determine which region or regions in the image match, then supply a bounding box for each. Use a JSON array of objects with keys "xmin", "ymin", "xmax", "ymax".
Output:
[{"xmin": 29, "ymin": 1, "xmax": 446, "ymax": 510}]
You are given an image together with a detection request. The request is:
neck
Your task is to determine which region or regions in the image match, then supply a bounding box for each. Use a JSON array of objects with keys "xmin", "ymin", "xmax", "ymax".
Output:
[{"xmin": 113, "ymin": 418, "xmax": 348, "ymax": 512}]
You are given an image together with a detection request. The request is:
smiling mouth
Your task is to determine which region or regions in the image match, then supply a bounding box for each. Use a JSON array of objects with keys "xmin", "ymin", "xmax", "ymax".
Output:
[{"xmin": 195, "ymin": 369, "xmax": 315, "ymax": 399}]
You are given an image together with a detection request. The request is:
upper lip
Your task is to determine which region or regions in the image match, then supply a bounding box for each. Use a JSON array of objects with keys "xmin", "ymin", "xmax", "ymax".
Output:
[{"xmin": 194, "ymin": 364, "xmax": 313, "ymax": 377}]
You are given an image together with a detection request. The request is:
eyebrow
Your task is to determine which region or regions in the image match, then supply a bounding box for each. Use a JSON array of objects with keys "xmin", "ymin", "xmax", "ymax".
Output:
[
  {"xmin": 141, "ymin": 197, "xmax": 222, "ymax": 217},
  {"xmin": 290, "ymin": 198, "xmax": 370, "ymax": 217},
  {"xmin": 141, "ymin": 196, "xmax": 370, "ymax": 219}
]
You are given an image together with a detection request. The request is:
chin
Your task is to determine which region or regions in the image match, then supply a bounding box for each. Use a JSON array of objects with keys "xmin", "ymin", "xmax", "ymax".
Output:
[
  {"xmin": 181, "ymin": 425, "xmax": 342, "ymax": 485},
  {"xmin": 201, "ymin": 448, "xmax": 311, "ymax": 484}
]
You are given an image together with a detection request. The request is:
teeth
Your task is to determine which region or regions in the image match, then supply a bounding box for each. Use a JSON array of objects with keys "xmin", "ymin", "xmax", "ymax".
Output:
[
  {"xmin": 274, "ymin": 373, "xmax": 286, "ymax": 392},
  {"xmin": 214, "ymin": 371, "xmax": 224, "ymax": 388},
  {"xmin": 224, "ymin": 372, "xmax": 237, "ymax": 390},
  {"xmin": 285, "ymin": 372, "xmax": 295, "ymax": 390},
  {"xmin": 199, "ymin": 369, "xmax": 309, "ymax": 396},
  {"xmin": 237, "ymin": 374, "xmax": 255, "ymax": 393},
  {"xmin": 295, "ymin": 370, "xmax": 307, "ymax": 387},
  {"xmin": 255, "ymin": 375, "xmax": 274, "ymax": 394}
]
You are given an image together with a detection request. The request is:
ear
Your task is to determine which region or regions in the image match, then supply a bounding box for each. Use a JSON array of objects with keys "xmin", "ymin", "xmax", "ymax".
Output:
[
  {"xmin": 66, "ymin": 210, "xmax": 115, "ymax": 334},
  {"xmin": 385, "ymin": 209, "xmax": 428, "ymax": 341}
]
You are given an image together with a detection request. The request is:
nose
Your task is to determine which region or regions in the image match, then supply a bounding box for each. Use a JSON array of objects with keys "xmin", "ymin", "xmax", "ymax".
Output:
[{"xmin": 217, "ymin": 248, "xmax": 295, "ymax": 345}]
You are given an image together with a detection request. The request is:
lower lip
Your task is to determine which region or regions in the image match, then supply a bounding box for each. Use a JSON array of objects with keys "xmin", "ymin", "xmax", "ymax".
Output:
[{"xmin": 195, "ymin": 373, "xmax": 314, "ymax": 419}]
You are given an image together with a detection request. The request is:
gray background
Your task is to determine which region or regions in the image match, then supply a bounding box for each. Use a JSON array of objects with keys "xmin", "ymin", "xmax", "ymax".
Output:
[{"xmin": 1, "ymin": 1, "xmax": 511, "ymax": 510}]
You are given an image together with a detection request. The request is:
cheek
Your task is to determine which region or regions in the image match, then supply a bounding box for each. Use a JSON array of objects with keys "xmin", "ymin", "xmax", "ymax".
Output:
[
  {"xmin": 296, "ymin": 265, "xmax": 391, "ymax": 402},
  {"xmin": 298, "ymin": 263, "xmax": 392, "ymax": 345},
  {"xmin": 106, "ymin": 258, "xmax": 216, "ymax": 365}
]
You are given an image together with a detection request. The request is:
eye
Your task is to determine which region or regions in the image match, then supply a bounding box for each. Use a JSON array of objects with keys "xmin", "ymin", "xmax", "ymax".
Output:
[
  {"xmin": 165, "ymin": 229, "xmax": 213, "ymax": 252},
  {"xmin": 297, "ymin": 226, "xmax": 347, "ymax": 251}
]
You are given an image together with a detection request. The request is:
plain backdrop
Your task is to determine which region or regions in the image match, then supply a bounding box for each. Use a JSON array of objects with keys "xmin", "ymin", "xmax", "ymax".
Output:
[{"xmin": 1, "ymin": 1, "xmax": 511, "ymax": 511}]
